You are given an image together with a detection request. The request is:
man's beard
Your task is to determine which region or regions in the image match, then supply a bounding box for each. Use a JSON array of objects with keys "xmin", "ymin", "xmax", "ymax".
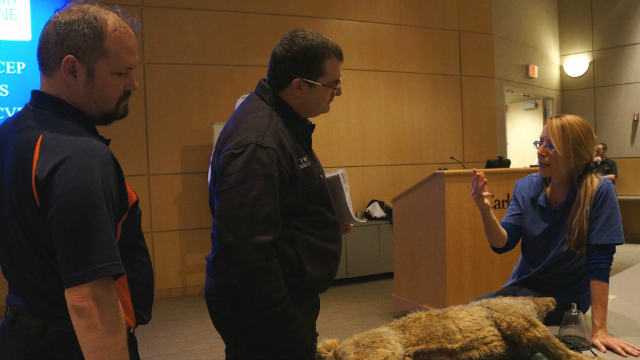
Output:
[{"xmin": 95, "ymin": 91, "xmax": 132, "ymax": 125}]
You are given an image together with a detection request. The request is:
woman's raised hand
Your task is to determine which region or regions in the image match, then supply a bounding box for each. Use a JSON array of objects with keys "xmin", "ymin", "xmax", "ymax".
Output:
[{"xmin": 471, "ymin": 169, "xmax": 492, "ymax": 209}]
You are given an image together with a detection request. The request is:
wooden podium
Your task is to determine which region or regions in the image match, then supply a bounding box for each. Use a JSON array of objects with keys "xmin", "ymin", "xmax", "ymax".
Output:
[{"xmin": 391, "ymin": 168, "xmax": 537, "ymax": 312}]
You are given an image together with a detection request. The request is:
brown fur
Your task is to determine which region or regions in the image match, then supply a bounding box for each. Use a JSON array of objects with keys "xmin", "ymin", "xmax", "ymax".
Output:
[{"xmin": 316, "ymin": 297, "xmax": 601, "ymax": 360}]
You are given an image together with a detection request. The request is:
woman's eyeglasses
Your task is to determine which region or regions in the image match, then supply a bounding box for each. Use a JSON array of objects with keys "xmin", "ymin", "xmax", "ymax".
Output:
[{"xmin": 533, "ymin": 140, "xmax": 555, "ymax": 152}]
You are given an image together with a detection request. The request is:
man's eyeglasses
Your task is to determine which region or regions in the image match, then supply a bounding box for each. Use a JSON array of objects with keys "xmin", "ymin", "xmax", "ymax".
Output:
[
  {"xmin": 299, "ymin": 77, "xmax": 341, "ymax": 94},
  {"xmin": 533, "ymin": 140, "xmax": 556, "ymax": 152}
]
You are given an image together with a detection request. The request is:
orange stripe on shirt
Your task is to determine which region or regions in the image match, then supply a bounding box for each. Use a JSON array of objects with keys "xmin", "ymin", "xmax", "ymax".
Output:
[
  {"xmin": 116, "ymin": 182, "xmax": 137, "ymax": 242},
  {"xmin": 115, "ymin": 181, "xmax": 139, "ymax": 328},
  {"xmin": 32, "ymin": 134, "xmax": 43, "ymax": 207},
  {"xmin": 116, "ymin": 274, "xmax": 136, "ymax": 328}
]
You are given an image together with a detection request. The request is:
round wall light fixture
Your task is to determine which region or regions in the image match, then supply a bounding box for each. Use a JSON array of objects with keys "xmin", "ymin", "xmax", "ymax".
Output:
[{"xmin": 563, "ymin": 57, "xmax": 590, "ymax": 77}]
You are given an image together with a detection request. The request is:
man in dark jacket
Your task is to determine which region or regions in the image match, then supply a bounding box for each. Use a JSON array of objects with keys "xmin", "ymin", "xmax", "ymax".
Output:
[{"xmin": 205, "ymin": 28, "xmax": 348, "ymax": 360}]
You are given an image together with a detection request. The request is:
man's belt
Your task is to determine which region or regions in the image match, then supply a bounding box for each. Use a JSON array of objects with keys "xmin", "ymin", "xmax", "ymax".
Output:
[{"xmin": 6, "ymin": 307, "xmax": 75, "ymax": 332}]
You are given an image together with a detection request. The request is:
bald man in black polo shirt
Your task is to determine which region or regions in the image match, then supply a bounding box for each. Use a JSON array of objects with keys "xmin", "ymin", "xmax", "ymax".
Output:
[{"xmin": 0, "ymin": 3, "xmax": 153, "ymax": 360}]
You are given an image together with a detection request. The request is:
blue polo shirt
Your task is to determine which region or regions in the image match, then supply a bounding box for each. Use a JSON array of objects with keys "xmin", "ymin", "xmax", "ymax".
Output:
[{"xmin": 499, "ymin": 173, "xmax": 623, "ymax": 312}]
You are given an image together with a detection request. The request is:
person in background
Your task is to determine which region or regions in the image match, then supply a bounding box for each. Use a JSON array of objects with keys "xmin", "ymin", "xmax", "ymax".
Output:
[
  {"xmin": 205, "ymin": 28, "xmax": 350, "ymax": 360},
  {"xmin": 471, "ymin": 115, "xmax": 639, "ymax": 357},
  {"xmin": 594, "ymin": 142, "xmax": 617, "ymax": 183},
  {"xmin": 0, "ymin": 3, "xmax": 153, "ymax": 359}
]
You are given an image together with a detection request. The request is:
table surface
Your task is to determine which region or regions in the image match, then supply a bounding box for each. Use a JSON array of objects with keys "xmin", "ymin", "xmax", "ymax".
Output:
[
  {"xmin": 547, "ymin": 263, "xmax": 640, "ymax": 359},
  {"xmin": 618, "ymin": 196, "xmax": 640, "ymax": 201}
]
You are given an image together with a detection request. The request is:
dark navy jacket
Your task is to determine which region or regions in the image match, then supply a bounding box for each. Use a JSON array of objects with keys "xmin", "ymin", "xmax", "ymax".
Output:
[{"xmin": 206, "ymin": 79, "xmax": 342, "ymax": 312}]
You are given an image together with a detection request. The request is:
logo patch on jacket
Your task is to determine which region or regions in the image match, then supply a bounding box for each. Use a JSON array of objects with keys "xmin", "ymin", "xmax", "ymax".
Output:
[{"xmin": 299, "ymin": 157, "xmax": 311, "ymax": 169}]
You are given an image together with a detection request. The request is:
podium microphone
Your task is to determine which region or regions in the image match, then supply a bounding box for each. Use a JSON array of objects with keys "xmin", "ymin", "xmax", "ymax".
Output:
[{"xmin": 450, "ymin": 156, "xmax": 467, "ymax": 169}]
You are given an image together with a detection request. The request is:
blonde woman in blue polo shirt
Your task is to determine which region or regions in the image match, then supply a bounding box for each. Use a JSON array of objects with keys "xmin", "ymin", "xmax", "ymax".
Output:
[{"xmin": 471, "ymin": 114, "xmax": 639, "ymax": 357}]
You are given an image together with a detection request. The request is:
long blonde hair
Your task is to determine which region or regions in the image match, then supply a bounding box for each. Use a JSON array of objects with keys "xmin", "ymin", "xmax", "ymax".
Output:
[{"xmin": 546, "ymin": 115, "xmax": 599, "ymax": 252}]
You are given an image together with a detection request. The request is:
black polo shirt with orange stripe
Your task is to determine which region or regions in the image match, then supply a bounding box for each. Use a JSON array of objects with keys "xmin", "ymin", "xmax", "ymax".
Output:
[{"xmin": 0, "ymin": 90, "xmax": 153, "ymax": 327}]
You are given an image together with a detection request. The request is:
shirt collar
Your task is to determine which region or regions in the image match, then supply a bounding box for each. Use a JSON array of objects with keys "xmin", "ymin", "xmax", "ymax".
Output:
[
  {"xmin": 530, "ymin": 174, "xmax": 577, "ymax": 210},
  {"xmin": 254, "ymin": 79, "xmax": 316, "ymax": 142},
  {"xmin": 29, "ymin": 90, "xmax": 111, "ymax": 146}
]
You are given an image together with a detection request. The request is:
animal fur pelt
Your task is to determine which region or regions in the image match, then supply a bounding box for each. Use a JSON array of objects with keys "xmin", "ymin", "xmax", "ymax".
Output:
[{"xmin": 316, "ymin": 296, "xmax": 602, "ymax": 360}]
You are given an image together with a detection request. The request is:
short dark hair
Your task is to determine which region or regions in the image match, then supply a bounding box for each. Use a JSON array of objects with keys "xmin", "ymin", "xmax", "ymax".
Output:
[
  {"xmin": 37, "ymin": 1, "xmax": 141, "ymax": 78},
  {"xmin": 598, "ymin": 143, "xmax": 608, "ymax": 151},
  {"xmin": 266, "ymin": 29, "xmax": 343, "ymax": 92}
]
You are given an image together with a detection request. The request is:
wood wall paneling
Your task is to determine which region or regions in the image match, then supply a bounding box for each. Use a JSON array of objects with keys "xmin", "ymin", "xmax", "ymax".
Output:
[
  {"xmin": 125, "ymin": 175, "xmax": 152, "ymax": 233},
  {"xmin": 594, "ymin": 84, "xmax": 640, "ymax": 158},
  {"xmin": 145, "ymin": 65, "xmax": 266, "ymax": 175},
  {"xmin": 333, "ymin": 23, "xmax": 460, "ymax": 75},
  {"xmin": 99, "ymin": 66, "xmax": 148, "ymax": 176},
  {"xmin": 458, "ymin": 0, "xmax": 493, "ymax": 34},
  {"xmin": 615, "ymin": 158, "xmax": 640, "ymax": 243},
  {"xmin": 143, "ymin": 8, "xmax": 460, "ymax": 75},
  {"xmin": 462, "ymin": 77, "xmax": 498, "ymax": 163},
  {"xmin": 620, "ymin": 201, "xmax": 640, "ymax": 244},
  {"xmin": 561, "ymin": 88, "xmax": 595, "ymax": 128},
  {"xmin": 145, "ymin": 233, "xmax": 154, "ymax": 269},
  {"xmin": 152, "ymin": 229, "xmax": 210, "ymax": 291},
  {"xmin": 122, "ymin": 5, "xmax": 143, "ymax": 63},
  {"xmin": 460, "ymin": 32, "xmax": 495, "ymax": 77},
  {"xmin": 493, "ymin": 37, "xmax": 561, "ymax": 91},
  {"xmin": 557, "ymin": 0, "xmax": 593, "ymax": 55},
  {"xmin": 617, "ymin": 159, "xmax": 640, "ymax": 243},
  {"xmin": 594, "ymin": 45, "xmax": 640, "ymax": 88},
  {"xmin": 93, "ymin": 5, "xmax": 144, "ymax": 62},
  {"xmin": 466, "ymin": 161, "xmax": 489, "ymax": 170},
  {"xmin": 492, "ymin": 0, "xmax": 560, "ymax": 56},
  {"xmin": 155, "ymin": 286, "xmax": 205, "ymax": 300},
  {"xmin": 144, "ymin": 8, "xmax": 278, "ymax": 66},
  {"xmin": 149, "ymin": 174, "xmax": 210, "ymax": 232},
  {"xmin": 592, "ymin": 0, "xmax": 640, "ymax": 50},
  {"xmin": 493, "ymin": 79, "xmax": 509, "ymax": 157},
  {"xmin": 142, "ymin": 0, "xmax": 459, "ymax": 30},
  {"xmin": 614, "ymin": 158, "xmax": 640, "ymax": 196},
  {"xmin": 314, "ymin": 71, "xmax": 463, "ymax": 167}
]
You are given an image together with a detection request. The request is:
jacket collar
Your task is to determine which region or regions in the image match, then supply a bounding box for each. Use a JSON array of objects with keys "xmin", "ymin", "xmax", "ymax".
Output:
[{"xmin": 254, "ymin": 79, "xmax": 316, "ymax": 145}]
